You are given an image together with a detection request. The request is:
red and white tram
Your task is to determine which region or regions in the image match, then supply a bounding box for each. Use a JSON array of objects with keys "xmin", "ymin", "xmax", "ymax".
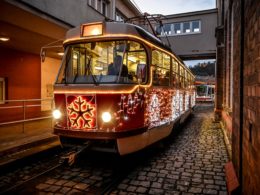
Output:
[{"xmin": 52, "ymin": 22, "xmax": 196, "ymax": 155}]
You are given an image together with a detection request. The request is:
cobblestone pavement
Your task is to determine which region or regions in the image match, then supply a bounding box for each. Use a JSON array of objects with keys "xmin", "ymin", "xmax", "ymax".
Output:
[
  {"xmin": 0, "ymin": 104, "xmax": 229, "ymax": 194},
  {"xmin": 111, "ymin": 104, "xmax": 229, "ymax": 195}
]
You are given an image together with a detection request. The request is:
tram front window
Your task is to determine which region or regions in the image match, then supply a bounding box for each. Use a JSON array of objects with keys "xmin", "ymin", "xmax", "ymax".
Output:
[
  {"xmin": 196, "ymin": 85, "xmax": 207, "ymax": 96},
  {"xmin": 56, "ymin": 40, "xmax": 147, "ymax": 84}
]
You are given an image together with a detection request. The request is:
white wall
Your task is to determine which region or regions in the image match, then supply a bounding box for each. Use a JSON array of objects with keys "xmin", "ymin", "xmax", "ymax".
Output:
[{"xmin": 41, "ymin": 57, "xmax": 60, "ymax": 111}]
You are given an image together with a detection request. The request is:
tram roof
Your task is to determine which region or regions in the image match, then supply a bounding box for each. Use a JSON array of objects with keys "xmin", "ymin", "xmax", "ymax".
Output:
[
  {"xmin": 65, "ymin": 22, "xmax": 172, "ymax": 53},
  {"xmin": 64, "ymin": 22, "xmax": 195, "ymax": 78}
]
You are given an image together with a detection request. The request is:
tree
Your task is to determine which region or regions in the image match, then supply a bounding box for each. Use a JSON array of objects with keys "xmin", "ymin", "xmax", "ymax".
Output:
[{"xmin": 189, "ymin": 61, "xmax": 215, "ymax": 76}]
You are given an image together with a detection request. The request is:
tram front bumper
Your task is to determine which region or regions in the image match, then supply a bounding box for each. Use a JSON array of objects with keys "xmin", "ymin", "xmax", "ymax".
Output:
[{"xmin": 53, "ymin": 127, "xmax": 147, "ymax": 140}]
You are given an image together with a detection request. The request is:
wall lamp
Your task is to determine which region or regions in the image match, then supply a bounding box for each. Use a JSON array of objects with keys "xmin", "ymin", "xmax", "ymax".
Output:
[{"xmin": 0, "ymin": 36, "xmax": 10, "ymax": 42}]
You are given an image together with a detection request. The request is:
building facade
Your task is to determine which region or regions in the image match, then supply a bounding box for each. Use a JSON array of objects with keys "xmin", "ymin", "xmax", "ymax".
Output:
[
  {"xmin": 156, "ymin": 9, "xmax": 217, "ymax": 60},
  {"xmin": 0, "ymin": 0, "xmax": 141, "ymax": 121},
  {"xmin": 216, "ymin": 0, "xmax": 260, "ymax": 193}
]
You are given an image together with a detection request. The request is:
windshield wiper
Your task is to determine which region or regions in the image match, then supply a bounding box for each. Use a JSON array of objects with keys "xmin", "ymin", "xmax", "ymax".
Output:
[
  {"xmin": 73, "ymin": 72, "xmax": 78, "ymax": 83},
  {"xmin": 86, "ymin": 56, "xmax": 98, "ymax": 86}
]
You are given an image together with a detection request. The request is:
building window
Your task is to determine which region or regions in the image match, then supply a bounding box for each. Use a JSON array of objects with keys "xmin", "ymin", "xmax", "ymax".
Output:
[
  {"xmin": 115, "ymin": 11, "xmax": 125, "ymax": 22},
  {"xmin": 88, "ymin": 0, "xmax": 97, "ymax": 9},
  {"xmin": 192, "ymin": 21, "xmax": 200, "ymax": 32},
  {"xmin": 183, "ymin": 22, "xmax": 191, "ymax": 33},
  {"xmin": 164, "ymin": 24, "xmax": 172, "ymax": 35},
  {"xmin": 158, "ymin": 20, "xmax": 201, "ymax": 36},
  {"xmin": 101, "ymin": 0, "xmax": 107, "ymax": 16},
  {"xmin": 89, "ymin": 0, "xmax": 110, "ymax": 18},
  {"xmin": 0, "ymin": 78, "xmax": 6, "ymax": 104},
  {"xmin": 173, "ymin": 23, "xmax": 181, "ymax": 34}
]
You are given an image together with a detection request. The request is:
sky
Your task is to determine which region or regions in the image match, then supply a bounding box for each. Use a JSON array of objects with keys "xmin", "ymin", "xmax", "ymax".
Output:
[{"xmin": 133, "ymin": 0, "xmax": 216, "ymax": 15}]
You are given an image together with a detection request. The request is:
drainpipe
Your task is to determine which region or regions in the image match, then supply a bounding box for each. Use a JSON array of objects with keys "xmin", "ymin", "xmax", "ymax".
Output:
[{"xmin": 239, "ymin": 0, "xmax": 244, "ymax": 192}]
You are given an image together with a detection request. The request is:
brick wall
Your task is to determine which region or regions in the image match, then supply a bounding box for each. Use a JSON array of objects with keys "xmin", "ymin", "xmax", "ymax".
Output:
[
  {"xmin": 217, "ymin": 0, "xmax": 260, "ymax": 192},
  {"xmin": 241, "ymin": 0, "xmax": 260, "ymax": 193},
  {"xmin": 231, "ymin": 0, "xmax": 241, "ymax": 183}
]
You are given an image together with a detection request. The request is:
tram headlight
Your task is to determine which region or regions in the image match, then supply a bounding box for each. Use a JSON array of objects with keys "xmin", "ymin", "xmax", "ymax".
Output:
[
  {"xmin": 53, "ymin": 109, "xmax": 62, "ymax": 119},
  {"xmin": 102, "ymin": 112, "xmax": 112, "ymax": 123}
]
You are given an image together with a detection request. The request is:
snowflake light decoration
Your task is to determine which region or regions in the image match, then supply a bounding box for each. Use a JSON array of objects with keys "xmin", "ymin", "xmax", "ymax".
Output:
[{"xmin": 67, "ymin": 96, "xmax": 96, "ymax": 129}]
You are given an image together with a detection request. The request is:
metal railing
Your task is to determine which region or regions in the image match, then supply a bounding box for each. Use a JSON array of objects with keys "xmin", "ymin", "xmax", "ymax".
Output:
[{"xmin": 0, "ymin": 98, "xmax": 54, "ymax": 132}]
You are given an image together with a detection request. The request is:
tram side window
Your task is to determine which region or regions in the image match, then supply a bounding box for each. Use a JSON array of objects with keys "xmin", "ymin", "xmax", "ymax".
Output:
[
  {"xmin": 184, "ymin": 70, "xmax": 188, "ymax": 88},
  {"xmin": 172, "ymin": 60, "xmax": 179, "ymax": 87},
  {"xmin": 189, "ymin": 74, "xmax": 193, "ymax": 89},
  {"xmin": 152, "ymin": 50, "xmax": 170, "ymax": 86},
  {"xmin": 187, "ymin": 73, "xmax": 190, "ymax": 89},
  {"xmin": 191, "ymin": 77, "xmax": 195, "ymax": 89},
  {"xmin": 124, "ymin": 41, "xmax": 147, "ymax": 83},
  {"xmin": 179, "ymin": 66, "xmax": 185, "ymax": 88}
]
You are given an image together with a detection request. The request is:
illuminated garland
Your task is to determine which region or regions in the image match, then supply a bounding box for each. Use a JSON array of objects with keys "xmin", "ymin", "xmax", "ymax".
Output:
[
  {"xmin": 191, "ymin": 91, "xmax": 196, "ymax": 107},
  {"xmin": 145, "ymin": 89, "xmax": 174, "ymax": 128},
  {"xmin": 185, "ymin": 92, "xmax": 190, "ymax": 111},
  {"xmin": 115, "ymin": 91, "xmax": 144, "ymax": 125},
  {"xmin": 179, "ymin": 92, "xmax": 184, "ymax": 114},
  {"xmin": 149, "ymin": 94, "xmax": 160, "ymax": 122},
  {"xmin": 174, "ymin": 90, "xmax": 180, "ymax": 119},
  {"xmin": 172, "ymin": 90, "xmax": 178, "ymax": 120}
]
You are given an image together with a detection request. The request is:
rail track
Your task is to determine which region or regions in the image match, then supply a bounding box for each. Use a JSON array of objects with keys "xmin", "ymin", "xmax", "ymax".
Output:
[
  {"xmin": 0, "ymin": 141, "xmax": 161, "ymax": 195},
  {"xmin": 0, "ymin": 143, "xmax": 90, "ymax": 194}
]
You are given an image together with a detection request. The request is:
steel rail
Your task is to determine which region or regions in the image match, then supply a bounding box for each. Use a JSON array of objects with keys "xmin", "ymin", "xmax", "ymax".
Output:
[
  {"xmin": 0, "ymin": 156, "xmax": 63, "ymax": 195},
  {"xmin": 0, "ymin": 144, "xmax": 91, "ymax": 195}
]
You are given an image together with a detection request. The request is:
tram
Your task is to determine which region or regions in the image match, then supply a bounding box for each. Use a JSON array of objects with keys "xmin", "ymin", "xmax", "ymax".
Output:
[
  {"xmin": 195, "ymin": 83, "xmax": 215, "ymax": 102},
  {"xmin": 52, "ymin": 22, "xmax": 196, "ymax": 155}
]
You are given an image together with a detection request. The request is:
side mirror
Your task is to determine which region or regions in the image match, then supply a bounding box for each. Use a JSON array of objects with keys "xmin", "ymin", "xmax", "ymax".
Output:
[{"xmin": 40, "ymin": 49, "xmax": 46, "ymax": 62}]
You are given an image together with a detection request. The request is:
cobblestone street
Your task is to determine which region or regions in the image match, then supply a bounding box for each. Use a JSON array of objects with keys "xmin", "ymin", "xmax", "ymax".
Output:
[
  {"xmin": 0, "ymin": 104, "xmax": 229, "ymax": 194},
  {"xmin": 112, "ymin": 104, "xmax": 229, "ymax": 195}
]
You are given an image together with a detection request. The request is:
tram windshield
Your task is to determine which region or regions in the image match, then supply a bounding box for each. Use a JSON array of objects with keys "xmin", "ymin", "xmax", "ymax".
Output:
[
  {"xmin": 196, "ymin": 85, "xmax": 214, "ymax": 97},
  {"xmin": 56, "ymin": 40, "xmax": 147, "ymax": 84}
]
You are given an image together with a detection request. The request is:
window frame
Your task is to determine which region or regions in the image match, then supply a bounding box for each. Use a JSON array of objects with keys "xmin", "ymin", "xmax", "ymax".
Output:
[
  {"xmin": 191, "ymin": 20, "xmax": 201, "ymax": 33},
  {"xmin": 101, "ymin": 0, "xmax": 108, "ymax": 17},
  {"xmin": 115, "ymin": 10, "xmax": 125, "ymax": 22},
  {"xmin": 152, "ymin": 50, "xmax": 171, "ymax": 86},
  {"xmin": 88, "ymin": 0, "xmax": 97, "ymax": 9},
  {"xmin": 158, "ymin": 20, "xmax": 201, "ymax": 36}
]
